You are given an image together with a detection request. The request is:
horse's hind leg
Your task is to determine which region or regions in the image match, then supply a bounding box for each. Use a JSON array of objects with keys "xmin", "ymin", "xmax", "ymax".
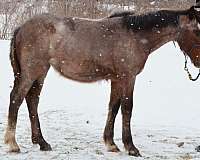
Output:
[
  {"xmin": 104, "ymin": 81, "xmax": 121, "ymax": 152},
  {"xmin": 121, "ymin": 77, "xmax": 141, "ymax": 157},
  {"xmin": 4, "ymin": 77, "xmax": 33, "ymax": 152},
  {"xmin": 25, "ymin": 73, "xmax": 52, "ymax": 151}
]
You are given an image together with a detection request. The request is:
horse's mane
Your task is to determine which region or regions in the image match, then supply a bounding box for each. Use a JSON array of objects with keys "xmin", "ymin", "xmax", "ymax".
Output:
[{"xmin": 109, "ymin": 9, "xmax": 191, "ymax": 32}]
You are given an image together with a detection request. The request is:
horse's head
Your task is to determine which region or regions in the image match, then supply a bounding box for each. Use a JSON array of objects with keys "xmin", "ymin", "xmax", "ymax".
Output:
[
  {"xmin": 179, "ymin": 6, "xmax": 200, "ymax": 32},
  {"xmin": 177, "ymin": 6, "xmax": 200, "ymax": 68},
  {"xmin": 178, "ymin": 29, "xmax": 200, "ymax": 68}
]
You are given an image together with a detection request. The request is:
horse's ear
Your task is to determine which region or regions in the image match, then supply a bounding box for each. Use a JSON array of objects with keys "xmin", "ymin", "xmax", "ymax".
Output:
[
  {"xmin": 194, "ymin": 6, "xmax": 200, "ymax": 12},
  {"xmin": 194, "ymin": 0, "xmax": 200, "ymax": 11},
  {"xmin": 192, "ymin": 6, "xmax": 200, "ymax": 23},
  {"xmin": 188, "ymin": 6, "xmax": 200, "ymax": 22},
  {"xmin": 188, "ymin": 6, "xmax": 196, "ymax": 20}
]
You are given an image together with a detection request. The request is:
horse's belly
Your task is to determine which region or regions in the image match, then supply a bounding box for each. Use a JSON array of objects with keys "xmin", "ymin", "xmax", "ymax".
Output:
[{"xmin": 49, "ymin": 58, "xmax": 111, "ymax": 82}]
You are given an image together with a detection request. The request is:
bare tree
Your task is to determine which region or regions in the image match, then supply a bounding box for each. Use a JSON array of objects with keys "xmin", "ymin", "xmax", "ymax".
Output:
[{"xmin": 0, "ymin": 0, "xmax": 196, "ymax": 40}]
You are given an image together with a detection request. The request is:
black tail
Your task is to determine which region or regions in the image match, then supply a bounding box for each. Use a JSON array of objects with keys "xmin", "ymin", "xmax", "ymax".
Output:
[{"xmin": 10, "ymin": 27, "xmax": 21, "ymax": 78}]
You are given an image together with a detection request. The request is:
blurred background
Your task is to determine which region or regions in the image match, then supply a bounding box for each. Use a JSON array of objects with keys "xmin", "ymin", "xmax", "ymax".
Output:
[{"xmin": 0, "ymin": 0, "xmax": 196, "ymax": 40}]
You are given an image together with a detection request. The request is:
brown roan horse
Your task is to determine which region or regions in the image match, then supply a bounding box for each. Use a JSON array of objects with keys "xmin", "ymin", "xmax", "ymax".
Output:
[{"xmin": 4, "ymin": 6, "xmax": 200, "ymax": 156}]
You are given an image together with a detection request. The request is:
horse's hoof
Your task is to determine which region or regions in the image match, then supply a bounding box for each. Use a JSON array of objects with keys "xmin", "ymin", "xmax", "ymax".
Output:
[
  {"xmin": 40, "ymin": 143, "xmax": 52, "ymax": 151},
  {"xmin": 195, "ymin": 145, "xmax": 200, "ymax": 152},
  {"xmin": 4, "ymin": 136, "xmax": 20, "ymax": 152},
  {"xmin": 9, "ymin": 147, "xmax": 20, "ymax": 153},
  {"xmin": 8, "ymin": 143, "xmax": 20, "ymax": 153},
  {"xmin": 128, "ymin": 150, "xmax": 142, "ymax": 157},
  {"xmin": 106, "ymin": 144, "xmax": 120, "ymax": 152}
]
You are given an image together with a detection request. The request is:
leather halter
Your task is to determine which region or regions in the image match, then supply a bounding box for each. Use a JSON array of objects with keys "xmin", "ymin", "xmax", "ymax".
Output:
[{"xmin": 183, "ymin": 44, "xmax": 200, "ymax": 81}]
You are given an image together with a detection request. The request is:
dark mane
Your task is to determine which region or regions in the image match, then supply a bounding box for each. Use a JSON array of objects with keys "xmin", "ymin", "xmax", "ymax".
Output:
[{"xmin": 122, "ymin": 10, "xmax": 189, "ymax": 32}]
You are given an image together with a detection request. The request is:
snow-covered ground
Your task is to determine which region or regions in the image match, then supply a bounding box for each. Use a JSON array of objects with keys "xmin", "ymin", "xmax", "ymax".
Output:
[{"xmin": 1, "ymin": 40, "xmax": 200, "ymax": 160}]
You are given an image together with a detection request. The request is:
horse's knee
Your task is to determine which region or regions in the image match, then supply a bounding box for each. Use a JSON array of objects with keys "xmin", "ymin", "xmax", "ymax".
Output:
[{"xmin": 10, "ymin": 79, "xmax": 33, "ymax": 103}]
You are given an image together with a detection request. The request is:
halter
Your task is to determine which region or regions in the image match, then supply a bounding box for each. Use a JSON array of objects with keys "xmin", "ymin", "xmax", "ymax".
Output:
[
  {"xmin": 183, "ymin": 44, "xmax": 200, "ymax": 81},
  {"xmin": 177, "ymin": 5, "xmax": 200, "ymax": 81}
]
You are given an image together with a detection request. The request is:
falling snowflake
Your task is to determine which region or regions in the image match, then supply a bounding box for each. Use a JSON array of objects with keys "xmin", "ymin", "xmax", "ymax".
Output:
[{"xmin": 121, "ymin": 58, "xmax": 125, "ymax": 62}]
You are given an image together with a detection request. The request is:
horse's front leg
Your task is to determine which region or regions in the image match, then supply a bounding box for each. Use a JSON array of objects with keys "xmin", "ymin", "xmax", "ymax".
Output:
[{"xmin": 121, "ymin": 77, "xmax": 141, "ymax": 157}]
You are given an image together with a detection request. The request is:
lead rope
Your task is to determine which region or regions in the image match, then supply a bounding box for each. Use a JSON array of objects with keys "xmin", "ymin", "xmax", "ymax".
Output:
[{"xmin": 184, "ymin": 53, "xmax": 200, "ymax": 81}]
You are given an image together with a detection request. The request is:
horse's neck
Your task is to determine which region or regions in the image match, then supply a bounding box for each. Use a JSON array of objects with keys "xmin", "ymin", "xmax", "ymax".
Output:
[{"xmin": 143, "ymin": 27, "xmax": 179, "ymax": 54}]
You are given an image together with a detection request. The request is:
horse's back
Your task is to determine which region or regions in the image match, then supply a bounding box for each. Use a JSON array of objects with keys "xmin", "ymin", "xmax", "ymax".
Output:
[
  {"xmin": 14, "ymin": 13, "xmax": 133, "ymax": 82},
  {"xmin": 48, "ymin": 17, "xmax": 118, "ymax": 82}
]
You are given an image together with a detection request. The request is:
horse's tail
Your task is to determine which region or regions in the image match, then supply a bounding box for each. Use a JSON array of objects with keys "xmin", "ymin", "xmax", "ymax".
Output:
[{"xmin": 10, "ymin": 27, "xmax": 21, "ymax": 77}]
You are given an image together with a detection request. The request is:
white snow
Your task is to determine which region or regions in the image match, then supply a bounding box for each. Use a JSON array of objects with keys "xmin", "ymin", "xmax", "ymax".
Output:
[
  {"xmin": 150, "ymin": 1, "xmax": 156, "ymax": 5},
  {"xmin": 1, "ymin": 40, "xmax": 200, "ymax": 159},
  {"xmin": 100, "ymin": 4, "xmax": 135, "ymax": 12}
]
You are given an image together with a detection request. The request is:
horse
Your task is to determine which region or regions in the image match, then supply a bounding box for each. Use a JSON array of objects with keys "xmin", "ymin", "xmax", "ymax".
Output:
[{"xmin": 4, "ymin": 6, "xmax": 200, "ymax": 157}]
